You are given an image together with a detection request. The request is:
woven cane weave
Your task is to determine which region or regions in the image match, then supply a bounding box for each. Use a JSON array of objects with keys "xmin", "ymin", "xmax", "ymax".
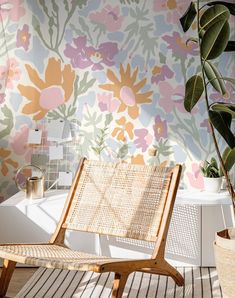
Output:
[
  {"xmin": 0, "ymin": 244, "xmax": 125, "ymax": 271},
  {"xmin": 64, "ymin": 160, "xmax": 173, "ymax": 242}
]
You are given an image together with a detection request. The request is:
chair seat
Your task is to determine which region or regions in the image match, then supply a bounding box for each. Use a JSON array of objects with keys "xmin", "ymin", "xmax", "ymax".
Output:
[{"xmin": 0, "ymin": 244, "xmax": 125, "ymax": 271}]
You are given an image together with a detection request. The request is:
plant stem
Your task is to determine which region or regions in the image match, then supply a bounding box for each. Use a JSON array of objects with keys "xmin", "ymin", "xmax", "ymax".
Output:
[{"xmin": 196, "ymin": 0, "xmax": 235, "ymax": 215}]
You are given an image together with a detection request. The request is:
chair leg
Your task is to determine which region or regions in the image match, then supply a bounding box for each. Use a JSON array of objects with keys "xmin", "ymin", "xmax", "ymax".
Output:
[
  {"xmin": 111, "ymin": 272, "xmax": 129, "ymax": 298},
  {"xmin": 0, "ymin": 259, "xmax": 16, "ymax": 297},
  {"xmin": 163, "ymin": 261, "xmax": 184, "ymax": 286}
]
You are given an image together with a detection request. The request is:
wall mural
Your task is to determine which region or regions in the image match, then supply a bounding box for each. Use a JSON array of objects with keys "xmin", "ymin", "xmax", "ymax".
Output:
[{"xmin": 0, "ymin": 0, "xmax": 234, "ymax": 201}]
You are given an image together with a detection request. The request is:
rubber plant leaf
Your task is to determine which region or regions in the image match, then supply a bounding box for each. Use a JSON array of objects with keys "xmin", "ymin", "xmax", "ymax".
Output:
[
  {"xmin": 204, "ymin": 60, "xmax": 227, "ymax": 95},
  {"xmin": 209, "ymin": 110, "xmax": 235, "ymax": 148},
  {"xmin": 207, "ymin": 2, "xmax": 235, "ymax": 15},
  {"xmin": 180, "ymin": 2, "xmax": 197, "ymax": 32},
  {"xmin": 225, "ymin": 40, "xmax": 235, "ymax": 51},
  {"xmin": 201, "ymin": 20, "xmax": 230, "ymax": 60},
  {"xmin": 220, "ymin": 147, "xmax": 235, "ymax": 175},
  {"xmin": 184, "ymin": 75, "xmax": 204, "ymax": 112},
  {"xmin": 211, "ymin": 103, "xmax": 235, "ymax": 118},
  {"xmin": 200, "ymin": 4, "xmax": 230, "ymax": 31}
]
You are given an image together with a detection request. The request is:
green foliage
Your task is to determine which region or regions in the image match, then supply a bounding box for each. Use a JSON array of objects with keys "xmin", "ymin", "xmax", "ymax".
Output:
[
  {"xmin": 221, "ymin": 147, "xmax": 235, "ymax": 175},
  {"xmin": 180, "ymin": 1, "xmax": 235, "ymax": 149},
  {"xmin": 180, "ymin": 2, "xmax": 197, "ymax": 32},
  {"xmin": 120, "ymin": 0, "xmax": 140, "ymax": 4},
  {"xmin": 0, "ymin": 105, "xmax": 14, "ymax": 139},
  {"xmin": 201, "ymin": 157, "xmax": 220, "ymax": 177},
  {"xmin": 184, "ymin": 75, "xmax": 204, "ymax": 112}
]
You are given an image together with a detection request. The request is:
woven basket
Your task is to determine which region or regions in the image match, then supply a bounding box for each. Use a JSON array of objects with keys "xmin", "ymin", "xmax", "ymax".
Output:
[{"xmin": 214, "ymin": 227, "xmax": 235, "ymax": 298}]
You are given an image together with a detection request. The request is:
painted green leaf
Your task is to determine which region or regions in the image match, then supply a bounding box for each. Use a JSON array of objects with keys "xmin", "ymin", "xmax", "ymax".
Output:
[
  {"xmin": 211, "ymin": 103, "xmax": 235, "ymax": 118},
  {"xmin": 117, "ymin": 144, "xmax": 129, "ymax": 159},
  {"xmin": 184, "ymin": 75, "xmax": 204, "ymax": 112},
  {"xmin": 221, "ymin": 146, "xmax": 235, "ymax": 175},
  {"xmin": 207, "ymin": 2, "xmax": 235, "ymax": 16},
  {"xmin": 225, "ymin": 40, "xmax": 235, "ymax": 51},
  {"xmin": 209, "ymin": 110, "xmax": 235, "ymax": 148},
  {"xmin": 223, "ymin": 77, "xmax": 235, "ymax": 89},
  {"xmin": 204, "ymin": 60, "xmax": 227, "ymax": 95},
  {"xmin": 180, "ymin": 2, "xmax": 197, "ymax": 32},
  {"xmin": 200, "ymin": 4, "xmax": 230, "ymax": 31},
  {"xmin": 201, "ymin": 20, "xmax": 230, "ymax": 60}
]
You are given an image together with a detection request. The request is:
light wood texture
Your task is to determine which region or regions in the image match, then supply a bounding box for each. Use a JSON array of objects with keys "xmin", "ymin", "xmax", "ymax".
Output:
[{"xmin": 0, "ymin": 158, "xmax": 183, "ymax": 297}]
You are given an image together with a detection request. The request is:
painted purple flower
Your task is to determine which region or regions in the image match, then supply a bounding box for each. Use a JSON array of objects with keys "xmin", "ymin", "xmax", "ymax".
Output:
[
  {"xmin": 134, "ymin": 129, "xmax": 153, "ymax": 152},
  {"xmin": 0, "ymin": 92, "xmax": 5, "ymax": 104},
  {"xmin": 153, "ymin": 115, "xmax": 167, "ymax": 141},
  {"xmin": 16, "ymin": 24, "xmax": 30, "ymax": 51},
  {"xmin": 97, "ymin": 93, "xmax": 120, "ymax": 112},
  {"xmin": 151, "ymin": 65, "xmax": 174, "ymax": 84},
  {"xmin": 158, "ymin": 81, "xmax": 188, "ymax": 114},
  {"xmin": 200, "ymin": 119, "xmax": 212, "ymax": 133},
  {"xmin": 64, "ymin": 36, "xmax": 118, "ymax": 70},
  {"xmin": 163, "ymin": 32, "xmax": 198, "ymax": 59},
  {"xmin": 89, "ymin": 5, "xmax": 124, "ymax": 32},
  {"xmin": 209, "ymin": 81, "xmax": 235, "ymax": 103}
]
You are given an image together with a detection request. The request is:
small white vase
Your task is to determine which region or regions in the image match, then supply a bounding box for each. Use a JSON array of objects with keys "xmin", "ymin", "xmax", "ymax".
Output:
[{"xmin": 203, "ymin": 177, "xmax": 222, "ymax": 193}]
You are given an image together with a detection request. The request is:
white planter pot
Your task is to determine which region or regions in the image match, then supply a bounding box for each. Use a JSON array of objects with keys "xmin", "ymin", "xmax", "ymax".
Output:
[
  {"xmin": 203, "ymin": 177, "xmax": 222, "ymax": 193},
  {"xmin": 214, "ymin": 228, "xmax": 235, "ymax": 298}
]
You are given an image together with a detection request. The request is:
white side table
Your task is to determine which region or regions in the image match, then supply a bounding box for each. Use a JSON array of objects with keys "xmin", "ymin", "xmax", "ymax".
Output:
[{"xmin": 0, "ymin": 189, "xmax": 234, "ymax": 267}]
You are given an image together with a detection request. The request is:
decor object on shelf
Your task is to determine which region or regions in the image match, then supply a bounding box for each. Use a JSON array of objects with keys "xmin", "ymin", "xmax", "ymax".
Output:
[
  {"xmin": 0, "ymin": 158, "xmax": 183, "ymax": 298},
  {"xmin": 180, "ymin": 1, "xmax": 235, "ymax": 296},
  {"xmin": 15, "ymin": 164, "xmax": 45, "ymax": 199},
  {"xmin": 201, "ymin": 157, "xmax": 222, "ymax": 192}
]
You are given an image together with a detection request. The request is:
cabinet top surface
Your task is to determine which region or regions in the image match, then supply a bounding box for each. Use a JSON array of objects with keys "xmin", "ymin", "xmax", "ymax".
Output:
[{"xmin": 0, "ymin": 189, "xmax": 232, "ymax": 207}]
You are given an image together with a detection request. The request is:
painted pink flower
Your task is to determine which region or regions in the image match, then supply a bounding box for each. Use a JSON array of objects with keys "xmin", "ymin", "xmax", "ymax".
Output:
[
  {"xmin": 153, "ymin": 115, "xmax": 168, "ymax": 141},
  {"xmin": 186, "ymin": 163, "xmax": 204, "ymax": 190},
  {"xmin": 64, "ymin": 36, "xmax": 118, "ymax": 70},
  {"xmin": 97, "ymin": 93, "xmax": 120, "ymax": 112},
  {"xmin": 0, "ymin": 58, "xmax": 21, "ymax": 89},
  {"xmin": 16, "ymin": 24, "xmax": 31, "ymax": 51},
  {"xmin": 10, "ymin": 124, "xmax": 32, "ymax": 162},
  {"xmin": 163, "ymin": 32, "xmax": 198, "ymax": 59},
  {"xmin": 0, "ymin": 0, "xmax": 25, "ymax": 22},
  {"xmin": 158, "ymin": 81, "xmax": 187, "ymax": 113},
  {"xmin": 0, "ymin": 92, "xmax": 5, "ymax": 104},
  {"xmin": 151, "ymin": 65, "xmax": 174, "ymax": 85},
  {"xmin": 134, "ymin": 129, "xmax": 153, "ymax": 152},
  {"xmin": 89, "ymin": 5, "xmax": 124, "ymax": 32}
]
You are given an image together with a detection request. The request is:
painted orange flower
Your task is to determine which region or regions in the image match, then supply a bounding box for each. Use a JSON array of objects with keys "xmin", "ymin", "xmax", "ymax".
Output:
[
  {"xmin": 99, "ymin": 64, "xmax": 153, "ymax": 119},
  {"xmin": 112, "ymin": 116, "xmax": 134, "ymax": 141},
  {"xmin": 131, "ymin": 154, "xmax": 145, "ymax": 164},
  {"xmin": 0, "ymin": 148, "xmax": 18, "ymax": 176},
  {"xmin": 18, "ymin": 58, "xmax": 75, "ymax": 120}
]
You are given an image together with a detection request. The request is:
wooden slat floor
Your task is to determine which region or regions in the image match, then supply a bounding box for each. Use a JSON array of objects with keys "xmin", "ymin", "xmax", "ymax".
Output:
[{"xmin": 1, "ymin": 267, "xmax": 223, "ymax": 298}]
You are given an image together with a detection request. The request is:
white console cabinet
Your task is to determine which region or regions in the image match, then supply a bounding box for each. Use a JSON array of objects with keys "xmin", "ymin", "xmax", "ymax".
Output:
[{"xmin": 0, "ymin": 189, "xmax": 234, "ymax": 267}]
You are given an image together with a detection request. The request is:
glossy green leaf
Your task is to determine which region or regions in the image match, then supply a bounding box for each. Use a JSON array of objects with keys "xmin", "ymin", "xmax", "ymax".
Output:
[
  {"xmin": 201, "ymin": 20, "xmax": 230, "ymax": 60},
  {"xmin": 221, "ymin": 147, "xmax": 235, "ymax": 174},
  {"xmin": 180, "ymin": 2, "xmax": 197, "ymax": 32},
  {"xmin": 211, "ymin": 103, "xmax": 235, "ymax": 118},
  {"xmin": 225, "ymin": 40, "xmax": 235, "ymax": 51},
  {"xmin": 204, "ymin": 61, "xmax": 227, "ymax": 95},
  {"xmin": 184, "ymin": 75, "xmax": 204, "ymax": 112},
  {"xmin": 207, "ymin": 2, "xmax": 235, "ymax": 15},
  {"xmin": 209, "ymin": 110, "xmax": 235, "ymax": 148},
  {"xmin": 200, "ymin": 4, "xmax": 230, "ymax": 31}
]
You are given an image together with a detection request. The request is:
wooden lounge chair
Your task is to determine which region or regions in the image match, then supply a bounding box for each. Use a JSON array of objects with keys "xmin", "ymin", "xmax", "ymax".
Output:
[{"xmin": 0, "ymin": 158, "xmax": 183, "ymax": 297}]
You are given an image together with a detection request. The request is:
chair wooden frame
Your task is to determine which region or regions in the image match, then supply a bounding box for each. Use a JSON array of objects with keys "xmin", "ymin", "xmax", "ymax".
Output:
[{"xmin": 0, "ymin": 158, "xmax": 183, "ymax": 297}]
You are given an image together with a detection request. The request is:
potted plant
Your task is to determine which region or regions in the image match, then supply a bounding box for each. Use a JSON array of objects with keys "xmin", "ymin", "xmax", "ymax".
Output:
[
  {"xmin": 180, "ymin": 1, "xmax": 235, "ymax": 296},
  {"xmin": 201, "ymin": 157, "xmax": 222, "ymax": 192}
]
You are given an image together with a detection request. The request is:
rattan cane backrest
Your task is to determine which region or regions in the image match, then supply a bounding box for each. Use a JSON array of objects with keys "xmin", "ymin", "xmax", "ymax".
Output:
[{"xmin": 63, "ymin": 160, "xmax": 175, "ymax": 242}]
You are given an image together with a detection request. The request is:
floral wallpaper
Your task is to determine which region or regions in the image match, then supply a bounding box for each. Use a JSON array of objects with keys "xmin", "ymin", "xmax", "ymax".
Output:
[{"xmin": 0, "ymin": 0, "xmax": 234, "ymax": 201}]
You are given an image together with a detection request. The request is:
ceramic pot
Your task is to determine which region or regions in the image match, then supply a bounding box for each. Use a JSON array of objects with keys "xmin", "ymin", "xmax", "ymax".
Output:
[{"xmin": 203, "ymin": 177, "xmax": 222, "ymax": 193}]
